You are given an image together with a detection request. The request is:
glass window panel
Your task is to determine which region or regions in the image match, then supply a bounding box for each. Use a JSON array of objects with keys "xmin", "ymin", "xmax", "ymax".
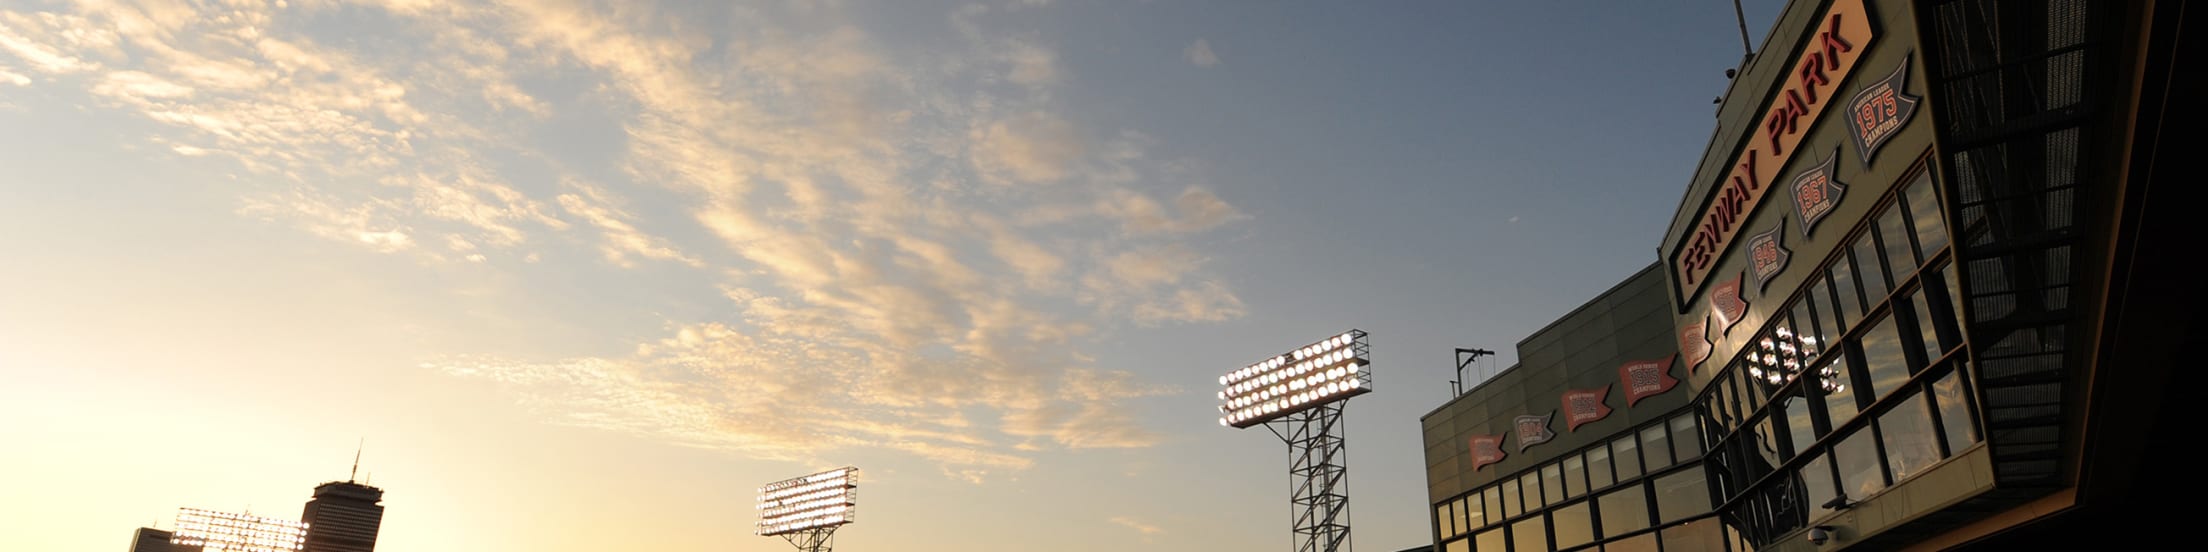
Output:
[
  {"xmin": 1597, "ymin": 486, "xmax": 1650, "ymax": 537},
  {"xmin": 1881, "ymin": 390, "xmax": 1944, "ymax": 482},
  {"xmin": 1613, "ymin": 435, "xmax": 1643, "ymax": 480},
  {"xmin": 1459, "ymin": 496, "xmax": 1474, "ymax": 534},
  {"xmin": 1713, "ymin": 375, "xmax": 1740, "ymax": 432},
  {"xmin": 1466, "ymin": 493, "xmax": 1487, "ymax": 532},
  {"xmin": 1834, "ymin": 427, "xmax": 1887, "ymax": 501},
  {"xmin": 1925, "ymin": 264, "xmax": 1965, "ymax": 351},
  {"xmin": 1830, "ymin": 255, "xmax": 1863, "ymax": 332},
  {"xmin": 1909, "ymin": 293, "xmax": 1945, "ymax": 367},
  {"xmin": 1735, "ymin": 361, "xmax": 1767, "ymax": 413},
  {"xmin": 1661, "ymin": 517, "xmax": 1726, "ymax": 552},
  {"xmin": 1654, "ymin": 468, "xmax": 1713, "ymax": 523},
  {"xmin": 1791, "ymin": 292, "xmax": 1826, "ymax": 362},
  {"xmin": 1879, "ymin": 206, "xmax": 1918, "ymax": 282},
  {"xmin": 1669, "ymin": 415, "xmax": 1703, "ymax": 459},
  {"xmin": 1502, "ymin": 479, "xmax": 1523, "ymax": 519},
  {"xmin": 1588, "ymin": 445, "xmax": 1616, "ymax": 490},
  {"xmin": 1761, "ymin": 477, "xmax": 1809, "ymax": 538},
  {"xmin": 1513, "ymin": 515, "xmax": 1549, "ymax": 552},
  {"xmin": 1554, "ymin": 501, "xmax": 1595, "ymax": 550},
  {"xmin": 1475, "ymin": 526, "xmax": 1507, "ymax": 552},
  {"xmin": 1933, "ymin": 365, "xmax": 1981, "ymax": 451},
  {"xmin": 1905, "ymin": 172, "xmax": 1949, "ymax": 261},
  {"xmin": 1781, "ymin": 386, "xmax": 1819, "ymax": 455},
  {"xmin": 1818, "ymin": 355, "xmax": 1861, "ymax": 429},
  {"xmin": 1861, "ymin": 314, "xmax": 1911, "ymax": 399},
  {"xmin": 1440, "ymin": 502, "xmax": 1456, "ymax": 538},
  {"xmin": 1522, "ymin": 473, "xmax": 1544, "ymax": 511},
  {"xmin": 1854, "ymin": 233, "xmax": 1892, "ymax": 300},
  {"xmin": 1604, "ymin": 533, "xmax": 1658, "ymax": 552},
  {"xmin": 1486, "ymin": 486, "xmax": 1503, "ymax": 526},
  {"xmin": 1802, "ymin": 453, "xmax": 1840, "ymax": 521},
  {"xmin": 1564, "ymin": 455, "xmax": 1588, "ymax": 498},
  {"xmin": 1747, "ymin": 415, "xmax": 1782, "ymax": 470},
  {"xmin": 1641, "ymin": 426, "xmax": 1673, "ymax": 471},
  {"xmin": 1446, "ymin": 537, "xmax": 1470, "ymax": 552},
  {"xmin": 1543, "ymin": 464, "xmax": 1566, "ymax": 506}
]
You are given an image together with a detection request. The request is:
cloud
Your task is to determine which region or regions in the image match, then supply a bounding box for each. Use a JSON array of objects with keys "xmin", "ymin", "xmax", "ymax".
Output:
[
  {"xmin": 555, "ymin": 182, "xmax": 702, "ymax": 268},
  {"xmin": 1183, "ymin": 38, "xmax": 1219, "ymax": 67},
  {"xmin": 1110, "ymin": 516, "xmax": 1165, "ymax": 539},
  {"xmin": 971, "ymin": 111, "xmax": 1085, "ymax": 184},
  {"xmin": 1509, "ymin": 216, "xmax": 1521, "ymax": 223},
  {"xmin": 4, "ymin": 0, "xmax": 1249, "ymax": 479}
]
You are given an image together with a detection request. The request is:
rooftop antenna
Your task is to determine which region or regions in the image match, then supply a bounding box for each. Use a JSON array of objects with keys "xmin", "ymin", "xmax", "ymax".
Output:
[
  {"xmin": 1732, "ymin": 0, "xmax": 1754, "ymax": 58},
  {"xmin": 1453, "ymin": 348, "xmax": 1495, "ymax": 397},
  {"xmin": 350, "ymin": 438, "xmax": 364, "ymax": 483}
]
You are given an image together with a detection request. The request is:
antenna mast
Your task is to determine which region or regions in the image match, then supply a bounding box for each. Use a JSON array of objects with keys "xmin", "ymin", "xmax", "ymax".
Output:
[{"xmin": 350, "ymin": 439, "xmax": 364, "ymax": 483}]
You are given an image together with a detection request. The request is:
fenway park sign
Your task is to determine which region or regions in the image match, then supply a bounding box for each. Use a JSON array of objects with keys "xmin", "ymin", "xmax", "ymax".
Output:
[{"xmin": 1670, "ymin": 0, "xmax": 1875, "ymax": 309}]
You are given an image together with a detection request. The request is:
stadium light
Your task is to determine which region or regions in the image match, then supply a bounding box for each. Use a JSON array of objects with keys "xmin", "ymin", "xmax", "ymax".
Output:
[
  {"xmin": 756, "ymin": 466, "xmax": 858, "ymax": 552},
  {"xmin": 1217, "ymin": 329, "xmax": 1371, "ymax": 428},
  {"xmin": 172, "ymin": 508, "xmax": 309, "ymax": 552}
]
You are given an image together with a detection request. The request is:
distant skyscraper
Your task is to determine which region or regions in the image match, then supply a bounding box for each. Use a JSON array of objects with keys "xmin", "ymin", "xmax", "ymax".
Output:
[
  {"xmin": 299, "ymin": 481, "xmax": 383, "ymax": 552},
  {"xmin": 127, "ymin": 527, "xmax": 172, "ymax": 552}
]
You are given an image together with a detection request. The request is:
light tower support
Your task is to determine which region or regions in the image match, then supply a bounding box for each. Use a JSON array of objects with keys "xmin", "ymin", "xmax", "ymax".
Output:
[
  {"xmin": 1265, "ymin": 401, "xmax": 1351, "ymax": 552},
  {"xmin": 779, "ymin": 527, "xmax": 838, "ymax": 552}
]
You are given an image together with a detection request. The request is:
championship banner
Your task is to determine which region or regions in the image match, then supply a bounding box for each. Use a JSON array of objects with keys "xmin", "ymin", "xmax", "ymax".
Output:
[
  {"xmin": 1792, "ymin": 150, "xmax": 1846, "ymax": 238},
  {"xmin": 1713, "ymin": 273, "xmax": 1750, "ymax": 334},
  {"xmin": 1515, "ymin": 412, "xmax": 1556, "ymax": 452},
  {"xmin": 1622, "ymin": 354, "xmax": 1682, "ymax": 406},
  {"xmin": 1563, "ymin": 386, "xmax": 1614, "ymax": 432},
  {"xmin": 1681, "ymin": 314, "xmax": 1713, "ymax": 372},
  {"xmin": 1470, "ymin": 434, "xmax": 1508, "ymax": 472},
  {"xmin": 1747, "ymin": 218, "xmax": 1793, "ymax": 294},
  {"xmin": 1849, "ymin": 56, "xmax": 1922, "ymax": 167}
]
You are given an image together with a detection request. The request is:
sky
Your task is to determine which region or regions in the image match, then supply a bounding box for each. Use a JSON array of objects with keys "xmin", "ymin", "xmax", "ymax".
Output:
[{"xmin": 0, "ymin": 0, "xmax": 1788, "ymax": 550}]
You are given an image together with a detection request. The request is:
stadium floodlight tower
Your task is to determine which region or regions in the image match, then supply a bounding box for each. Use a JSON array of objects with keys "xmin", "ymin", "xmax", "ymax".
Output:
[
  {"xmin": 172, "ymin": 507, "xmax": 310, "ymax": 552},
  {"xmin": 755, "ymin": 466, "xmax": 859, "ymax": 552},
  {"xmin": 1218, "ymin": 329, "xmax": 1370, "ymax": 552}
]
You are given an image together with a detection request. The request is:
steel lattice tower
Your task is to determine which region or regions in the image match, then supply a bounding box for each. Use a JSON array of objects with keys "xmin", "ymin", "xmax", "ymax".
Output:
[
  {"xmin": 1267, "ymin": 401, "xmax": 1352, "ymax": 552},
  {"xmin": 778, "ymin": 527, "xmax": 838, "ymax": 552}
]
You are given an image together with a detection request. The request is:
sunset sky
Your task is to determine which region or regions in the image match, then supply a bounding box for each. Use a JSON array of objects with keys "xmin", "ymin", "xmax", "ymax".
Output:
[{"xmin": 2, "ymin": 0, "xmax": 1784, "ymax": 550}]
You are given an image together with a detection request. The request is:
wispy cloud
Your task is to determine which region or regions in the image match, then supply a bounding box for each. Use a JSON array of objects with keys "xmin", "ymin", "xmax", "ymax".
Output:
[
  {"xmin": 1110, "ymin": 516, "xmax": 1166, "ymax": 540},
  {"xmin": 1184, "ymin": 38, "xmax": 1220, "ymax": 67},
  {"xmin": 3, "ymin": 0, "xmax": 1246, "ymax": 479}
]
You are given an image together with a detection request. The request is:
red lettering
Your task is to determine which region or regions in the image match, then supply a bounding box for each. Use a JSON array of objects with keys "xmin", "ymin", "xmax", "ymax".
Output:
[
  {"xmin": 1798, "ymin": 52, "xmax": 1828, "ymax": 104},
  {"xmin": 1821, "ymin": 14, "xmax": 1854, "ymax": 62},
  {"xmin": 1736, "ymin": 151, "xmax": 1760, "ymax": 191}
]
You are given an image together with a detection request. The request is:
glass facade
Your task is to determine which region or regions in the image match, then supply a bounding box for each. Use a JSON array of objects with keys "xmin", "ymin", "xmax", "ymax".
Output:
[
  {"xmin": 1434, "ymin": 413, "xmax": 1716, "ymax": 551},
  {"xmin": 1701, "ymin": 170, "xmax": 1985, "ymax": 546}
]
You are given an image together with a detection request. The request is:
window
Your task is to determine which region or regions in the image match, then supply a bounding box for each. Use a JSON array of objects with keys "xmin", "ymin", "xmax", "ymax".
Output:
[
  {"xmin": 1854, "ymin": 234, "xmax": 1891, "ymax": 300},
  {"xmin": 1465, "ymin": 493, "xmax": 1486, "ymax": 532},
  {"xmin": 1932, "ymin": 366, "xmax": 1980, "ymax": 452},
  {"xmin": 1669, "ymin": 415, "xmax": 1703, "ymax": 459},
  {"xmin": 1486, "ymin": 486, "xmax": 1503, "ymax": 526},
  {"xmin": 1513, "ymin": 515, "xmax": 1549, "ymax": 552},
  {"xmin": 1475, "ymin": 526, "xmax": 1506, "ymax": 552},
  {"xmin": 1829, "ymin": 256, "xmax": 1863, "ymax": 331},
  {"xmin": 1881, "ymin": 391, "xmax": 1944, "ymax": 482},
  {"xmin": 1564, "ymin": 455, "xmax": 1588, "ymax": 498},
  {"xmin": 1860, "ymin": 314, "xmax": 1911, "ymax": 398},
  {"xmin": 1780, "ymin": 388, "xmax": 1818, "ymax": 456},
  {"xmin": 1878, "ymin": 207, "xmax": 1917, "ymax": 283},
  {"xmin": 1604, "ymin": 533, "xmax": 1658, "ymax": 552},
  {"xmin": 1613, "ymin": 435, "xmax": 1643, "ymax": 480},
  {"xmin": 1642, "ymin": 426, "xmax": 1673, "ymax": 471},
  {"xmin": 1439, "ymin": 502, "xmax": 1456, "ymax": 538},
  {"xmin": 1661, "ymin": 517, "xmax": 1726, "ymax": 552},
  {"xmin": 1554, "ymin": 501, "xmax": 1595, "ymax": 550},
  {"xmin": 1502, "ymin": 478, "xmax": 1523, "ymax": 519},
  {"xmin": 1803, "ymin": 277, "xmax": 1839, "ymax": 352},
  {"xmin": 1543, "ymin": 464, "xmax": 1566, "ymax": 506},
  {"xmin": 1904, "ymin": 173, "xmax": 1948, "ymax": 261},
  {"xmin": 1588, "ymin": 445, "xmax": 1616, "ymax": 490},
  {"xmin": 1654, "ymin": 468, "xmax": 1713, "ymax": 523},
  {"xmin": 1523, "ymin": 472, "xmax": 1546, "ymax": 510},
  {"xmin": 1801, "ymin": 454, "xmax": 1839, "ymax": 520},
  {"xmin": 1444, "ymin": 538, "xmax": 1469, "ymax": 552},
  {"xmin": 1834, "ymin": 428, "xmax": 1887, "ymax": 500},
  {"xmin": 1748, "ymin": 415, "xmax": 1782, "ymax": 469},
  {"xmin": 1908, "ymin": 293, "xmax": 1945, "ymax": 367},
  {"xmin": 1598, "ymin": 486, "xmax": 1650, "ymax": 536},
  {"xmin": 1818, "ymin": 355, "xmax": 1860, "ymax": 428}
]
